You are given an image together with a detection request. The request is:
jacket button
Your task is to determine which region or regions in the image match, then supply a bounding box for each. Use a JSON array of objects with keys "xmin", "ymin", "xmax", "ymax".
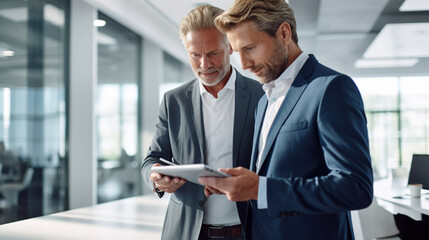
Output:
[{"xmin": 199, "ymin": 200, "xmax": 204, "ymax": 207}]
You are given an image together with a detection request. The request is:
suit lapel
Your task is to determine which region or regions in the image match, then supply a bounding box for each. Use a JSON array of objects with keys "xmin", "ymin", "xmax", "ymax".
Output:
[
  {"xmin": 188, "ymin": 80, "xmax": 206, "ymax": 164},
  {"xmin": 250, "ymin": 97, "xmax": 267, "ymax": 172},
  {"xmin": 232, "ymin": 73, "xmax": 250, "ymax": 167},
  {"xmin": 256, "ymin": 55, "xmax": 317, "ymax": 174}
]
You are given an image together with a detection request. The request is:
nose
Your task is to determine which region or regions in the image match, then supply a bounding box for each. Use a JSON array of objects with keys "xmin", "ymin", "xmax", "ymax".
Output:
[
  {"xmin": 240, "ymin": 54, "xmax": 252, "ymax": 70},
  {"xmin": 200, "ymin": 55, "xmax": 211, "ymax": 69}
]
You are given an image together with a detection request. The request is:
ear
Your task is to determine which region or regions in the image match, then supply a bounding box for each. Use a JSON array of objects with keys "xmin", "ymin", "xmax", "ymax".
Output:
[{"xmin": 276, "ymin": 22, "xmax": 292, "ymax": 45}]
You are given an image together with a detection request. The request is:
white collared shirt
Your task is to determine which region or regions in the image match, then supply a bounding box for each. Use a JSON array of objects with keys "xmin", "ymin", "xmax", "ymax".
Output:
[
  {"xmin": 257, "ymin": 52, "xmax": 309, "ymax": 209},
  {"xmin": 199, "ymin": 69, "xmax": 240, "ymax": 225}
]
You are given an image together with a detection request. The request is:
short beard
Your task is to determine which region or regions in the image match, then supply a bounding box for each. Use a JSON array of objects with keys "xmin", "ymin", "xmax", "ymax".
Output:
[
  {"xmin": 198, "ymin": 71, "xmax": 225, "ymax": 87},
  {"xmin": 259, "ymin": 40, "xmax": 289, "ymax": 84},
  {"xmin": 196, "ymin": 58, "xmax": 230, "ymax": 87}
]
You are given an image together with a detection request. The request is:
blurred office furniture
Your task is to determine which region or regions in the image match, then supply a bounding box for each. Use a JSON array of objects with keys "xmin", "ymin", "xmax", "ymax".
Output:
[
  {"xmin": 97, "ymin": 149, "xmax": 140, "ymax": 203},
  {"xmin": 0, "ymin": 167, "xmax": 34, "ymax": 208},
  {"xmin": 0, "ymin": 194, "xmax": 169, "ymax": 240},
  {"xmin": 375, "ymin": 178, "xmax": 429, "ymax": 221},
  {"xmin": 390, "ymin": 166, "xmax": 409, "ymax": 190},
  {"xmin": 407, "ymin": 154, "xmax": 429, "ymax": 189},
  {"xmin": 352, "ymin": 198, "xmax": 400, "ymax": 240}
]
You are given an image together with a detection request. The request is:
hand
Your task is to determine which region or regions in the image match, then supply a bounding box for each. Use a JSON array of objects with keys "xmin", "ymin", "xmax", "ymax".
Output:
[
  {"xmin": 198, "ymin": 167, "xmax": 259, "ymax": 202},
  {"xmin": 150, "ymin": 163, "xmax": 186, "ymax": 193},
  {"xmin": 203, "ymin": 185, "xmax": 224, "ymax": 197}
]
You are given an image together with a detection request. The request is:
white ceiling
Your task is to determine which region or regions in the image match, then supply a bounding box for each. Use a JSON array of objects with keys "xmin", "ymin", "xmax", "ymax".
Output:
[{"xmin": 144, "ymin": 0, "xmax": 429, "ymax": 78}]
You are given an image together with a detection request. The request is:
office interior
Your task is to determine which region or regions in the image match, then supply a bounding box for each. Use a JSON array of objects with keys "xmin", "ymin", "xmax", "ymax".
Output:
[{"xmin": 0, "ymin": 0, "xmax": 428, "ymax": 239}]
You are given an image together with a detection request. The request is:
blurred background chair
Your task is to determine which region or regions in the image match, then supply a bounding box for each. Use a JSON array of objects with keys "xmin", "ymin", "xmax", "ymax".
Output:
[
  {"xmin": 352, "ymin": 198, "xmax": 400, "ymax": 240},
  {"xmin": 0, "ymin": 167, "xmax": 34, "ymax": 208}
]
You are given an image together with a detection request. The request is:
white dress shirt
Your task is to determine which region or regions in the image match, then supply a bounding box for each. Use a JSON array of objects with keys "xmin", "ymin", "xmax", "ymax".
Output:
[
  {"xmin": 199, "ymin": 69, "xmax": 241, "ymax": 225},
  {"xmin": 257, "ymin": 52, "xmax": 309, "ymax": 209}
]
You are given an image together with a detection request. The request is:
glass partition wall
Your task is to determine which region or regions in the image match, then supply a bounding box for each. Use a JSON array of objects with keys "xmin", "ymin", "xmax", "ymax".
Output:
[
  {"xmin": 0, "ymin": 0, "xmax": 68, "ymax": 224},
  {"xmin": 96, "ymin": 12, "xmax": 141, "ymax": 203}
]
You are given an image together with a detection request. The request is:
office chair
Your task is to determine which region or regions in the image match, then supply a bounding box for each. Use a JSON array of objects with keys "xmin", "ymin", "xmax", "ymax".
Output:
[
  {"xmin": 351, "ymin": 198, "xmax": 400, "ymax": 240},
  {"xmin": 0, "ymin": 167, "xmax": 34, "ymax": 208}
]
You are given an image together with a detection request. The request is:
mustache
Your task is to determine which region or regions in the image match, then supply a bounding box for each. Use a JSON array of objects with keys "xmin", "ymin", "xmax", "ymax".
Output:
[
  {"xmin": 249, "ymin": 65, "xmax": 262, "ymax": 73},
  {"xmin": 198, "ymin": 68, "xmax": 218, "ymax": 74}
]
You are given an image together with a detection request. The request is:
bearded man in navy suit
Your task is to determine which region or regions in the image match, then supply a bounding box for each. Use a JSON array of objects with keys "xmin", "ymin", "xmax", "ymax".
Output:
[{"xmin": 199, "ymin": 0, "xmax": 373, "ymax": 239}]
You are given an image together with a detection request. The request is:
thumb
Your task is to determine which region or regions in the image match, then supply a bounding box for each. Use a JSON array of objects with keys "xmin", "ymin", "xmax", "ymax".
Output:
[{"xmin": 219, "ymin": 167, "xmax": 247, "ymax": 176}]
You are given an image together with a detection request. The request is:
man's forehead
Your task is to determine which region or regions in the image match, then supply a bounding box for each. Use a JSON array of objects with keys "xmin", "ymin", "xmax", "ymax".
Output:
[{"xmin": 185, "ymin": 31, "xmax": 227, "ymax": 51}]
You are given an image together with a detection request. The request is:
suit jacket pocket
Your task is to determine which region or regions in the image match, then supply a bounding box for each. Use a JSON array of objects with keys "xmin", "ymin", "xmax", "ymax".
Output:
[{"xmin": 279, "ymin": 120, "xmax": 308, "ymax": 132}]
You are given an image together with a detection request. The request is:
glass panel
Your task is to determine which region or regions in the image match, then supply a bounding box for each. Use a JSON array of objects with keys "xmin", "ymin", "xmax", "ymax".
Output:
[
  {"xmin": 355, "ymin": 76, "xmax": 429, "ymax": 179},
  {"xmin": 354, "ymin": 77, "xmax": 400, "ymax": 179},
  {"xmin": 400, "ymin": 76, "xmax": 429, "ymax": 168},
  {"xmin": 354, "ymin": 77, "xmax": 399, "ymax": 111},
  {"xmin": 0, "ymin": 0, "xmax": 68, "ymax": 224},
  {"xmin": 159, "ymin": 52, "xmax": 193, "ymax": 103},
  {"xmin": 366, "ymin": 112, "xmax": 399, "ymax": 179},
  {"xmin": 96, "ymin": 12, "xmax": 140, "ymax": 203},
  {"xmin": 400, "ymin": 76, "xmax": 429, "ymax": 110}
]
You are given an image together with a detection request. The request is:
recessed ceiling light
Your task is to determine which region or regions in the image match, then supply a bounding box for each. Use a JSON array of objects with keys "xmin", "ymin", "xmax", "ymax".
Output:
[
  {"xmin": 364, "ymin": 23, "xmax": 429, "ymax": 58},
  {"xmin": 94, "ymin": 19, "xmax": 106, "ymax": 27},
  {"xmin": 0, "ymin": 50, "xmax": 15, "ymax": 57},
  {"xmin": 354, "ymin": 58, "xmax": 419, "ymax": 68},
  {"xmin": 400, "ymin": 0, "xmax": 429, "ymax": 11}
]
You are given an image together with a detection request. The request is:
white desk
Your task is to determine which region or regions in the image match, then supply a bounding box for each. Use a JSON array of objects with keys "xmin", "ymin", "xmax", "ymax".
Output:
[
  {"xmin": 374, "ymin": 178, "xmax": 429, "ymax": 221},
  {"xmin": 0, "ymin": 194, "xmax": 169, "ymax": 240}
]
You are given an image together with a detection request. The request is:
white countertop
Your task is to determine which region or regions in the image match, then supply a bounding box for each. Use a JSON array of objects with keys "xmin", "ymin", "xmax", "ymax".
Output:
[{"xmin": 0, "ymin": 194, "xmax": 169, "ymax": 240}]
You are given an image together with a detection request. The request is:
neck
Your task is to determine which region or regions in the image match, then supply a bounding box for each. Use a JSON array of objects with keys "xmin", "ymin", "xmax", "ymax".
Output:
[{"xmin": 286, "ymin": 44, "xmax": 303, "ymax": 68}]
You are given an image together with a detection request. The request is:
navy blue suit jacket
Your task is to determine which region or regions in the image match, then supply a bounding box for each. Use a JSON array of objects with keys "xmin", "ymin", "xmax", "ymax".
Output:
[{"xmin": 249, "ymin": 55, "xmax": 373, "ymax": 240}]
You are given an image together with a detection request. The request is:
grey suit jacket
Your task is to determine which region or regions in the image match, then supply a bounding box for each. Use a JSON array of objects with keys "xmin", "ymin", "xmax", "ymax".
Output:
[{"xmin": 141, "ymin": 70, "xmax": 263, "ymax": 240}]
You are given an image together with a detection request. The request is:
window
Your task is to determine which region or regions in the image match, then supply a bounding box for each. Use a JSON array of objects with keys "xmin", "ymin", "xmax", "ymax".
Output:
[
  {"xmin": 354, "ymin": 76, "xmax": 429, "ymax": 179},
  {"xmin": 96, "ymin": 12, "xmax": 141, "ymax": 203}
]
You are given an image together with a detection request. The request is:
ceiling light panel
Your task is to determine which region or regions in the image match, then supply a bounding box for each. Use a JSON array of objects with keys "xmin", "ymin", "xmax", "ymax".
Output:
[
  {"xmin": 354, "ymin": 58, "xmax": 419, "ymax": 68},
  {"xmin": 400, "ymin": 0, "xmax": 429, "ymax": 11},
  {"xmin": 364, "ymin": 23, "xmax": 429, "ymax": 58}
]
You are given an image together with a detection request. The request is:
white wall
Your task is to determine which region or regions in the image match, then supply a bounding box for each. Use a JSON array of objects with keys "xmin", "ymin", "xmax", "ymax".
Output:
[{"xmin": 69, "ymin": 0, "xmax": 97, "ymax": 208}]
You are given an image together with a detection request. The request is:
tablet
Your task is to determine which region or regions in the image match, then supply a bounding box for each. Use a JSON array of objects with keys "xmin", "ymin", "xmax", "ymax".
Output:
[{"xmin": 151, "ymin": 164, "xmax": 230, "ymax": 185}]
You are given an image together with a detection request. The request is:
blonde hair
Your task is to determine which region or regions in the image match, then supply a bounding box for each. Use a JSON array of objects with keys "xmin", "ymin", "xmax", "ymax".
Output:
[
  {"xmin": 215, "ymin": 0, "xmax": 298, "ymax": 44},
  {"xmin": 179, "ymin": 5, "xmax": 226, "ymax": 43}
]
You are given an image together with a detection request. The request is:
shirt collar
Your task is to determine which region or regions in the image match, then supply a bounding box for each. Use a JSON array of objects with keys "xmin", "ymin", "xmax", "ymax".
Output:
[{"xmin": 199, "ymin": 67, "xmax": 236, "ymax": 96}]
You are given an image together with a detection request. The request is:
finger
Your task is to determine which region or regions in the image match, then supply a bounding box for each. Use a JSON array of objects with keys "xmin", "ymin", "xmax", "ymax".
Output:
[
  {"xmin": 150, "ymin": 172, "xmax": 162, "ymax": 181},
  {"xmin": 173, "ymin": 177, "xmax": 180, "ymax": 184},
  {"xmin": 206, "ymin": 185, "xmax": 223, "ymax": 195},
  {"xmin": 163, "ymin": 176, "xmax": 171, "ymax": 183},
  {"xmin": 219, "ymin": 167, "xmax": 248, "ymax": 176},
  {"xmin": 199, "ymin": 177, "xmax": 225, "ymax": 189},
  {"xmin": 204, "ymin": 187, "xmax": 212, "ymax": 197}
]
